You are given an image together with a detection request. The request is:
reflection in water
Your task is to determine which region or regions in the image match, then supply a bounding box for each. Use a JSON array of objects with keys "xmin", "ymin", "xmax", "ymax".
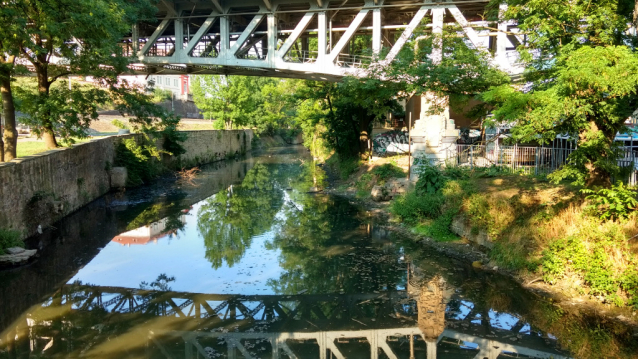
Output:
[
  {"xmin": 113, "ymin": 213, "xmax": 188, "ymax": 246},
  {"xmin": 1, "ymin": 146, "xmax": 624, "ymax": 358},
  {"xmin": 198, "ymin": 163, "xmax": 284, "ymax": 268}
]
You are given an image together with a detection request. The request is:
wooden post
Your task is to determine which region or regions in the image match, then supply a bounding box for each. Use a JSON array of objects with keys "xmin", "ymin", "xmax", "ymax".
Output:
[
  {"xmin": 470, "ymin": 145, "xmax": 473, "ymax": 169},
  {"xmin": 534, "ymin": 147, "xmax": 539, "ymax": 176},
  {"xmin": 408, "ymin": 112, "xmax": 412, "ymax": 179}
]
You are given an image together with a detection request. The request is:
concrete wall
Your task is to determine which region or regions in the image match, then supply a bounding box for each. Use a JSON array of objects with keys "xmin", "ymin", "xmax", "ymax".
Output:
[{"xmin": 0, "ymin": 130, "xmax": 253, "ymax": 239}]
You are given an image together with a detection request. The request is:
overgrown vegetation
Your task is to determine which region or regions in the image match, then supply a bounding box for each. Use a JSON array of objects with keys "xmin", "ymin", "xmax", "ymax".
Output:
[
  {"xmin": 0, "ymin": 228, "xmax": 23, "ymax": 255},
  {"xmin": 391, "ymin": 163, "xmax": 638, "ymax": 307}
]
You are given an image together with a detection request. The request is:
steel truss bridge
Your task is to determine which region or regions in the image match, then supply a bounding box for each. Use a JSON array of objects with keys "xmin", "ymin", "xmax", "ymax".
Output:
[
  {"xmin": 123, "ymin": 0, "xmax": 521, "ymax": 80},
  {"xmin": 2, "ymin": 284, "xmax": 569, "ymax": 359}
]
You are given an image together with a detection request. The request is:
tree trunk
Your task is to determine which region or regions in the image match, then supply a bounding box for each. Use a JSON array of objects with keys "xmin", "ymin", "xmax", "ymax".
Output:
[
  {"xmin": 1, "ymin": 71, "xmax": 18, "ymax": 161},
  {"xmin": 581, "ymin": 120, "xmax": 612, "ymax": 187},
  {"xmin": 0, "ymin": 113, "xmax": 4, "ymax": 162},
  {"xmin": 35, "ymin": 66, "xmax": 58, "ymax": 148},
  {"xmin": 0, "ymin": 55, "xmax": 17, "ymax": 161}
]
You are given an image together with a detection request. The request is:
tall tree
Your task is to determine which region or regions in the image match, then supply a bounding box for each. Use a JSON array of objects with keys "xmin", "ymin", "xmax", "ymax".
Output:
[
  {"xmin": 295, "ymin": 78, "xmax": 402, "ymax": 158},
  {"xmin": 5, "ymin": 0, "xmax": 155, "ymax": 148},
  {"xmin": 191, "ymin": 75, "xmax": 262, "ymax": 130},
  {"xmin": 482, "ymin": 0, "xmax": 638, "ymax": 186},
  {"xmin": 0, "ymin": 2, "xmax": 26, "ymax": 161}
]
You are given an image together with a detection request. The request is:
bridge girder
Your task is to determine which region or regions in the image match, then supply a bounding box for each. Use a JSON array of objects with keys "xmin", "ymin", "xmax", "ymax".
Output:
[{"xmin": 122, "ymin": 0, "xmax": 521, "ymax": 80}]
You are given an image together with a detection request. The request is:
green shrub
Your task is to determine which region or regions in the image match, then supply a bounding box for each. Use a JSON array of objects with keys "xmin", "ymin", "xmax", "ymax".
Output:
[
  {"xmin": 540, "ymin": 224, "xmax": 637, "ymax": 306},
  {"xmin": 0, "ymin": 229, "xmax": 24, "ymax": 255},
  {"xmin": 620, "ymin": 267, "xmax": 638, "ymax": 307},
  {"xmin": 114, "ymin": 138, "xmax": 164, "ymax": 186},
  {"xmin": 465, "ymin": 194, "xmax": 492, "ymax": 230},
  {"xmin": 390, "ymin": 191, "xmax": 444, "ymax": 225},
  {"xmin": 413, "ymin": 209, "xmax": 458, "ymax": 241},
  {"xmin": 371, "ymin": 163, "xmax": 405, "ymax": 182},
  {"xmin": 442, "ymin": 165, "xmax": 471, "ymax": 179},
  {"xmin": 581, "ymin": 181, "xmax": 638, "ymax": 221},
  {"xmin": 415, "ymin": 162, "xmax": 447, "ymax": 195}
]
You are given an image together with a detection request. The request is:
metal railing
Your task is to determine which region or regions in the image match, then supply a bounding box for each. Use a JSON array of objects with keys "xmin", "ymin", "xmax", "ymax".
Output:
[
  {"xmin": 446, "ymin": 144, "xmax": 638, "ymax": 185},
  {"xmin": 283, "ymin": 50, "xmax": 373, "ymax": 68}
]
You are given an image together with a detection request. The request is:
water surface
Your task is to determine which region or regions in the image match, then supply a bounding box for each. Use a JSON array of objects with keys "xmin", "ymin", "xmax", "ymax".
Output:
[{"xmin": 0, "ymin": 146, "xmax": 620, "ymax": 358}]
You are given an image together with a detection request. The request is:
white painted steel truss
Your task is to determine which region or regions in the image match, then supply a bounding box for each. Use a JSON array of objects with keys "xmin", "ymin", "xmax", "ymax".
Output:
[
  {"xmin": 155, "ymin": 328, "xmax": 570, "ymax": 359},
  {"xmin": 126, "ymin": 0, "xmax": 522, "ymax": 80}
]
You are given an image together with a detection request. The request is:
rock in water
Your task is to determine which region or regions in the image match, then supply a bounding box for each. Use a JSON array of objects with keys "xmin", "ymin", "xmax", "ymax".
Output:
[
  {"xmin": 0, "ymin": 248, "xmax": 37, "ymax": 267},
  {"xmin": 6, "ymin": 247, "xmax": 25, "ymax": 255}
]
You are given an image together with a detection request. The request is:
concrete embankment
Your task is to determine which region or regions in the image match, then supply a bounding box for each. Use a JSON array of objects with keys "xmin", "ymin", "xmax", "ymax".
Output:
[{"xmin": 0, "ymin": 130, "xmax": 253, "ymax": 239}]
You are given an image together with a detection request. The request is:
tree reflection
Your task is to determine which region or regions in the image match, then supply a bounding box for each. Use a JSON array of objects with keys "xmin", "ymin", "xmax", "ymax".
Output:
[
  {"xmin": 268, "ymin": 194, "xmax": 405, "ymax": 295},
  {"xmin": 197, "ymin": 163, "xmax": 284, "ymax": 268}
]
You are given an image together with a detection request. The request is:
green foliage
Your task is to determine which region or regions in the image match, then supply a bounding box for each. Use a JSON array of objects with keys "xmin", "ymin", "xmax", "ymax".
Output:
[
  {"xmin": 325, "ymin": 154, "xmax": 361, "ymax": 180},
  {"xmin": 465, "ymin": 194, "xmax": 492, "ymax": 231},
  {"xmin": 490, "ymin": 242, "xmax": 535, "ymax": 271},
  {"xmin": 150, "ymin": 88, "xmax": 173, "ymax": 104},
  {"xmin": 114, "ymin": 138, "xmax": 163, "ymax": 186},
  {"xmin": 540, "ymin": 223, "xmax": 638, "ymax": 306},
  {"xmin": 413, "ymin": 209, "xmax": 458, "ymax": 242},
  {"xmin": 0, "ymin": 229, "xmax": 23, "ymax": 255},
  {"xmin": 371, "ymin": 163, "xmax": 405, "ymax": 182},
  {"xmin": 1, "ymin": 0, "xmax": 157, "ymax": 146},
  {"xmin": 295, "ymin": 78, "xmax": 402, "ymax": 158},
  {"xmin": 415, "ymin": 162, "xmax": 447, "ymax": 195},
  {"xmin": 15, "ymin": 81, "xmax": 109, "ymax": 144},
  {"xmin": 620, "ymin": 268, "xmax": 638, "ymax": 308},
  {"xmin": 111, "ymin": 119, "xmax": 129, "ymax": 130},
  {"xmin": 356, "ymin": 173, "xmax": 375, "ymax": 197},
  {"xmin": 581, "ymin": 182, "xmax": 638, "ymax": 221},
  {"xmin": 482, "ymin": 0, "xmax": 638, "ymax": 186},
  {"xmin": 390, "ymin": 191, "xmax": 444, "ymax": 225},
  {"xmin": 110, "ymin": 81, "xmax": 186, "ymax": 157}
]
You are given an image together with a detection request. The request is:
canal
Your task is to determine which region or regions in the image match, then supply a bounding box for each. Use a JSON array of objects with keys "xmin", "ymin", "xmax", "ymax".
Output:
[{"xmin": 0, "ymin": 146, "xmax": 630, "ymax": 358}]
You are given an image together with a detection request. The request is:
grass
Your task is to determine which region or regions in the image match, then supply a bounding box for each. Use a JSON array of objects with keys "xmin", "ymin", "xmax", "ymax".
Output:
[
  {"xmin": 389, "ymin": 163, "xmax": 638, "ymax": 308},
  {"xmin": 16, "ymin": 138, "xmax": 95, "ymax": 158},
  {"xmin": 325, "ymin": 154, "xmax": 361, "ymax": 180},
  {"xmin": 0, "ymin": 229, "xmax": 24, "ymax": 255}
]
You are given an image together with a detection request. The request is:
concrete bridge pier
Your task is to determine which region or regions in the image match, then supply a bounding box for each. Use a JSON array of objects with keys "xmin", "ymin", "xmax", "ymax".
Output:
[{"xmin": 409, "ymin": 93, "xmax": 460, "ymax": 179}]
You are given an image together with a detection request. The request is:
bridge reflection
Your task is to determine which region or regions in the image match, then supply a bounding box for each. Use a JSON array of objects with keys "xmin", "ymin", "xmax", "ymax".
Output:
[{"xmin": 0, "ymin": 278, "xmax": 568, "ymax": 359}]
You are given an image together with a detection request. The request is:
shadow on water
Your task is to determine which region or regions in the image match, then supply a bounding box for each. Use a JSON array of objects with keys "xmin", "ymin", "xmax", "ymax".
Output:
[{"xmin": 0, "ymin": 146, "xmax": 636, "ymax": 358}]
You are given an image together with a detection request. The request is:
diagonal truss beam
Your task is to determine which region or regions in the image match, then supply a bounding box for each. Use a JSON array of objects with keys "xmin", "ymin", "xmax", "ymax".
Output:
[
  {"xmin": 276, "ymin": 12, "xmax": 315, "ymax": 58},
  {"xmin": 445, "ymin": 0, "xmax": 483, "ymax": 50},
  {"xmin": 229, "ymin": 14, "xmax": 266, "ymax": 56},
  {"xmin": 327, "ymin": 7, "xmax": 371, "ymax": 62},
  {"xmin": 141, "ymin": 16, "xmax": 172, "ymax": 56},
  {"xmin": 384, "ymin": 6, "xmax": 429, "ymax": 63},
  {"xmin": 184, "ymin": 11, "xmax": 219, "ymax": 55},
  {"xmin": 210, "ymin": 0, "xmax": 223, "ymax": 13}
]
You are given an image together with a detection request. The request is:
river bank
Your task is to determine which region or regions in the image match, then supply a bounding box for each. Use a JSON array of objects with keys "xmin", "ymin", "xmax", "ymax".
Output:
[{"xmin": 322, "ymin": 155, "xmax": 638, "ymax": 358}]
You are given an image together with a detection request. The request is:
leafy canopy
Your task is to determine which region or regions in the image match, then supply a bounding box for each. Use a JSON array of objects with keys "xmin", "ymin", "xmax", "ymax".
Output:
[{"xmin": 482, "ymin": 0, "xmax": 638, "ymax": 186}]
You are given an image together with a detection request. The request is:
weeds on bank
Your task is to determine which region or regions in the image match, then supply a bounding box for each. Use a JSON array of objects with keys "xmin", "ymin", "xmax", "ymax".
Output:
[
  {"xmin": 0, "ymin": 229, "xmax": 24, "ymax": 255},
  {"xmin": 356, "ymin": 163, "xmax": 406, "ymax": 197},
  {"xmin": 390, "ymin": 163, "xmax": 638, "ymax": 307},
  {"xmin": 325, "ymin": 154, "xmax": 361, "ymax": 180}
]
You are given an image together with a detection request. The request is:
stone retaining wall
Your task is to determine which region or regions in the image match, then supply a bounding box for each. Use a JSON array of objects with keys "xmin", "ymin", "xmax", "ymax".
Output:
[{"xmin": 0, "ymin": 129, "xmax": 253, "ymax": 239}]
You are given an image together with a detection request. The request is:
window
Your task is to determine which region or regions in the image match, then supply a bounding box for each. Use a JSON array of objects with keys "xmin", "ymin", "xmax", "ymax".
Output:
[
  {"xmin": 158, "ymin": 77, "xmax": 162, "ymax": 85},
  {"xmin": 174, "ymin": 79, "xmax": 177, "ymax": 87}
]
